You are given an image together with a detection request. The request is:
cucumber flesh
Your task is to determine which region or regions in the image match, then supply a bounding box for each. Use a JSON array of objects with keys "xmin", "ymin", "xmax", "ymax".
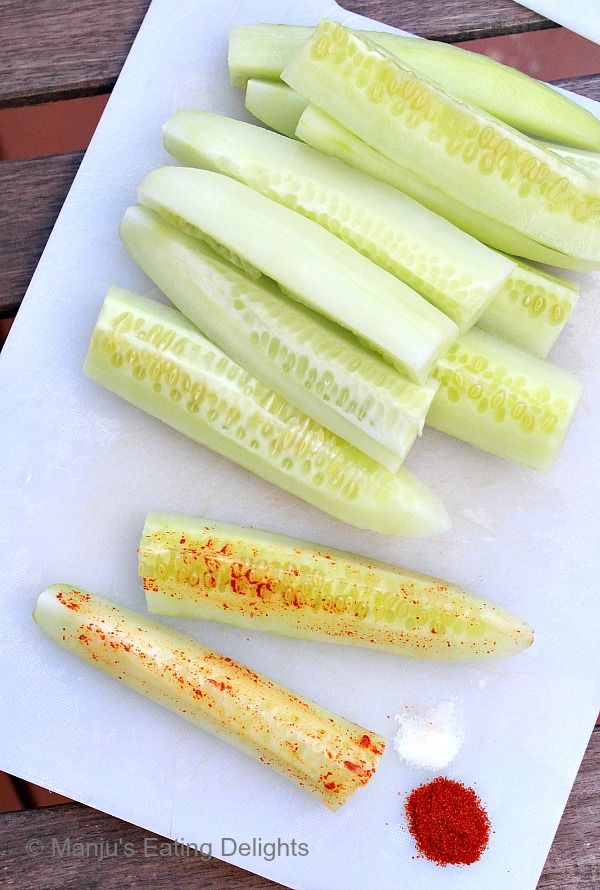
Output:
[
  {"xmin": 34, "ymin": 585, "xmax": 384, "ymax": 809},
  {"xmin": 427, "ymin": 327, "xmax": 583, "ymax": 471},
  {"xmin": 296, "ymin": 103, "xmax": 597, "ymax": 271},
  {"xmin": 84, "ymin": 287, "xmax": 450, "ymax": 537},
  {"xmin": 246, "ymin": 82, "xmax": 587, "ymax": 367},
  {"xmin": 245, "ymin": 78, "xmax": 307, "ymax": 138},
  {"xmin": 138, "ymin": 167, "xmax": 458, "ymax": 383},
  {"xmin": 121, "ymin": 206, "xmax": 438, "ymax": 472},
  {"xmin": 140, "ymin": 512, "xmax": 534, "ymax": 661},
  {"xmin": 541, "ymin": 142, "xmax": 600, "ymax": 182},
  {"xmin": 246, "ymin": 77, "xmax": 308, "ymax": 136},
  {"xmin": 283, "ymin": 23, "xmax": 600, "ymax": 269},
  {"xmin": 478, "ymin": 261, "xmax": 579, "ymax": 359},
  {"xmin": 163, "ymin": 110, "xmax": 513, "ymax": 334},
  {"xmin": 229, "ymin": 24, "xmax": 600, "ymax": 151}
]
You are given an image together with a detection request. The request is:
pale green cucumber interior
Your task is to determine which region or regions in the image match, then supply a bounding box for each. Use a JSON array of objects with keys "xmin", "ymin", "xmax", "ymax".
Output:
[
  {"xmin": 283, "ymin": 23, "xmax": 600, "ymax": 267},
  {"xmin": 163, "ymin": 110, "xmax": 513, "ymax": 333},
  {"xmin": 229, "ymin": 24, "xmax": 600, "ymax": 150},
  {"xmin": 478, "ymin": 261, "xmax": 579, "ymax": 359},
  {"xmin": 427, "ymin": 327, "xmax": 583, "ymax": 470},
  {"xmin": 139, "ymin": 512, "xmax": 534, "ymax": 661},
  {"xmin": 296, "ymin": 104, "xmax": 598, "ymax": 271},
  {"xmin": 138, "ymin": 166, "xmax": 458, "ymax": 383},
  {"xmin": 245, "ymin": 78, "xmax": 308, "ymax": 136},
  {"xmin": 121, "ymin": 205, "xmax": 439, "ymax": 472},
  {"xmin": 245, "ymin": 78, "xmax": 307, "ymax": 138},
  {"xmin": 541, "ymin": 142, "xmax": 600, "ymax": 182},
  {"xmin": 84, "ymin": 286, "xmax": 450, "ymax": 537},
  {"xmin": 34, "ymin": 584, "xmax": 382, "ymax": 809}
]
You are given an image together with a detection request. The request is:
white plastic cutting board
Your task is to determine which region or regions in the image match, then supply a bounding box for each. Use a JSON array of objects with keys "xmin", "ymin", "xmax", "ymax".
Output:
[{"xmin": 0, "ymin": 2, "xmax": 599, "ymax": 889}]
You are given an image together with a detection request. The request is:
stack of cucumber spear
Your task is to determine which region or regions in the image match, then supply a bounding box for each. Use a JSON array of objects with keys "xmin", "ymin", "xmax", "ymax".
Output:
[
  {"xmin": 84, "ymin": 21, "xmax": 598, "ymax": 538},
  {"xmin": 38, "ymin": 24, "xmax": 590, "ymax": 809}
]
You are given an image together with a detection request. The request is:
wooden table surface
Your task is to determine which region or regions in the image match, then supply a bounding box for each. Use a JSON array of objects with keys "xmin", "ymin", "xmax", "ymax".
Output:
[{"xmin": 0, "ymin": 2, "xmax": 598, "ymax": 887}]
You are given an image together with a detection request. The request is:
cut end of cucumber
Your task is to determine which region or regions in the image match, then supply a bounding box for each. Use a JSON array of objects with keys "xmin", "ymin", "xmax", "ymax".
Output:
[
  {"xmin": 245, "ymin": 79, "xmax": 308, "ymax": 138},
  {"xmin": 428, "ymin": 327, "xmax": 583, "ymax": 471}
]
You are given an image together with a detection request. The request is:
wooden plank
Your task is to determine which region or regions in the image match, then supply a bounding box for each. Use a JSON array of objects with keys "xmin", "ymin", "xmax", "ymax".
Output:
[
  {"xmin": 0, "ymin": 727, "xmax": 597, "ymax": 888},
  {"xmin": 0, "ymin": 0, "xmax": 556, "ymax": 108},
  {"xmin": 340, "ymin": 0, "xmax": 556, "ymax": 42},
  {"xmin": 0, "ymin": 150, "xmax": 83, "ymax": 318},
  {"xmin": 0, "ymin": 0, "xmax": 150, "ymax": 108}
]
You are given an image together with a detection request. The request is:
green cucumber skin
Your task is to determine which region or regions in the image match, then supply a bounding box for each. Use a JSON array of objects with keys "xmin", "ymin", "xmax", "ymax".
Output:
[
  {"xmin": 163, "ymin": 110, "xmax": 513, "ymax": 334},
  {"xmin": 84, "ymin": 287, "xmax": 450, "ymax": 537},
  {"xmin": 427, "ymin": 327, "xmax": 583, "ymax": 471},
  {"xmin": 478, "ymin": 262, "xmax": 579, "ymax": 359},
  {"xmin": 138, "ymin": 167, "xmax": 458, "ymax": 383},
  {"xmin": 33, "ymin": 584, "xmax": 384, "ymax": 810},
  {"xmin": 140, "ymin": 512, "xmax": 534, "ymax": 661},
  {"xmin": 296, "ymin": 104, "xmax": 597, "ymax": 271},
  {"xmin": 283, "ymin": 23, "xmax": 600, "ymax": 269},
  {"xmin": 229, "ymin": 24, "xmax": 600, "ymax": 151},
  {"xmin": 120, "ymin": 205, "xmax": 438, "ymax": 472},
  {"xmin": 245, "ymin": 78, "xmax": 307, "ymax": 138}
]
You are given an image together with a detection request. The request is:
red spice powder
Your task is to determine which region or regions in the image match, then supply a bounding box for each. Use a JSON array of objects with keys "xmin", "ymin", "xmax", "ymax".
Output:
[{"xmin": 405, "ymin": 777, "xmax": 490, "ymax": 866}]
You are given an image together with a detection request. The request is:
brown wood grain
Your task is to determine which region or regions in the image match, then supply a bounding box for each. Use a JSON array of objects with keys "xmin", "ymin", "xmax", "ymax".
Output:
[
  {"xmin": 0, "ymin": 0, "xmax": 556, "ymax": 108},
  {"xmin": 339, "ymin": 0, "xmax": 556, "ymax": 42},
  {"xmin": 0, "ymin": 0, "xmax": 151, "ymax": 108},
  {"xmin": 0, "ymin": 727, "xmax": 597, "ymax": 888},
  {"xmin": 0, "ymin": 150, "xmax": 83, "ymax": 317}
]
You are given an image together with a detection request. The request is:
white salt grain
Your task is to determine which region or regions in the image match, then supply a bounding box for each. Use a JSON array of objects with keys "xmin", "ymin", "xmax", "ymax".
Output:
[{"xmin": 392, "ymin": 700, "xmax": 465, "ymax": 770}]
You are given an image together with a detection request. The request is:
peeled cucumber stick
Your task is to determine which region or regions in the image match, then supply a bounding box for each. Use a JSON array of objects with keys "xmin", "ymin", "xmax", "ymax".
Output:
[
  {"xmin": 34, "ymin": 585, "xmax": 385, "ymax": 809},
  {"xmin": 477, "ymin": 260, "xmax": 579, "ymax": 359},
  {"xmin": 283, "ymin": 23, "xmax": 600, "ymax": 270},
  {"xmin": 84, "ymin": 287, "xmax": 450, "ymax": 537},
  {"xmin": 229, "ymin": 24, "xmax": 600, "ymax": 151},
  {"xmin": 140, "ymin": 512, "xmax": 534, "ymax": 661},
  {"xmin": 276, "ymin": 92, "xmax": 593, "ymax": 269},
  {"xmin": 138, "ymin": 167, "xmax": 457, "ymax": 383},
  {"xmin": 120, "ymin": 206, "xmax": 438, "ymax": 473},
  {"xmin": 245, "ymin": 77, "xmax": 307, "ymax": 138},
  {"xmin": 242, "ymin": 86, "xmax": 580, "ymax": 359},
  {"xmin": 427, "ymin": 327, "xmax": 583, "ymax": 471},
  {"xmin": 163, "ymin": 110, "xmax": 514, "ymax": 334}
]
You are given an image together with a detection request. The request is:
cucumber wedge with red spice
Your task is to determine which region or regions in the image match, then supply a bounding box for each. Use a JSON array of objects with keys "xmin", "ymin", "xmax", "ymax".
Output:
[
  {"xmin": 139, "ymin": 512, "xmax": 534, "ymax": 661},
  {"xmin": 33, "ymin": 584, "xmax": 384, "ymax": 809},
  {"xmin": 283, "ymin": 22, "xmax": 600, "ymax": 270},
  {"xmin": 84, "ymin": 286, "xmax": 450, "ymax": 536}
]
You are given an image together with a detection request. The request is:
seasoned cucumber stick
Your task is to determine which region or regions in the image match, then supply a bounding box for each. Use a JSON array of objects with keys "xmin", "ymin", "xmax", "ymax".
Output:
[
  {"xmin": 84, "ymin": 287, "xmax": 451, "ymax": 537},
  {"xmin": 140, "ymin": 513, "xmax": 534, "ymax": 661},
  {"xmin": 283, "ymin": 22, "xmax": 600, "ymax": 269},
  {"xmin": 120, "ymin": 206, "xmax": 438, "ymax": 472},
  {"xmin": 138, "ymin": 167, "xmax": 457, "ymax": 383},
  {"xmin": 34, "ymin": 585, "xmax": 385, "ymax": 809},
  {"xmin": 163, "ymin": 110, "xmax": 513, "ymax": 333}
]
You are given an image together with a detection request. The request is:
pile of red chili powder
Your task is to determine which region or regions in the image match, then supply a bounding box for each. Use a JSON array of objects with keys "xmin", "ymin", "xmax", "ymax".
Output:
[{"xmin": 405, "ymin": 776, "xmax": 490, "ymax": 866}]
